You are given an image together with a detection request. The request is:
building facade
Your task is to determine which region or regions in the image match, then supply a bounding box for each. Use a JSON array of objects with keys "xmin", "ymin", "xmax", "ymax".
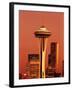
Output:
[
  {"xmin": 28, "ymin": 54, "xmax": 40, "ymax": 78},
  {"xmin": 46, "ymin": 42, "xmax": 59, "ymax": 77}
]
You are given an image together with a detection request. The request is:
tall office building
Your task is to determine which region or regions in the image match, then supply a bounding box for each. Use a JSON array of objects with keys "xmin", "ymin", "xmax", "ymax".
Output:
[
  {"xmin": 47, "ymin": 42, "xmax": 59, "ymax": 77},
  {"xmin": 50, "ymin": 42, "xmax": 59, "ymax": 69},
  {"xmin": 48, "ymin": 54, "xmax": 52, "ymax": 66},
  {"xmin": 28, "ymin": 54, "xmax": 40, "ymax": 78}
]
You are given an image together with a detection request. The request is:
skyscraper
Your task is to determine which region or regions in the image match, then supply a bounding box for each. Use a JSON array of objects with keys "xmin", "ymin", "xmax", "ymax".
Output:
[
  {"xmin": 49, "ymin": 42, "xmax": 59, "ymax": 69},
  {"xmin": 47, "ymin": 42, "xmax": 59, "ymax": 77}
]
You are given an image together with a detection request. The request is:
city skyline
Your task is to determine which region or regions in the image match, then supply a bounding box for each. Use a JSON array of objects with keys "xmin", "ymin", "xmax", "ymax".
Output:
[
  {"xmin": 19, "ymin": 42, "xmax": 64, "ymax": 79},
  {"xmin": 19, "ymin": 10, "xmax": 64, "ymax": 79}
]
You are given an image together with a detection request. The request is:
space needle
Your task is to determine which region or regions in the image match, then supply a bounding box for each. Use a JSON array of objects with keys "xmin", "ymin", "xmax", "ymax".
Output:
[{"xmin": 34, "ymin": 26, "xmax": 51, "ymax": 78}]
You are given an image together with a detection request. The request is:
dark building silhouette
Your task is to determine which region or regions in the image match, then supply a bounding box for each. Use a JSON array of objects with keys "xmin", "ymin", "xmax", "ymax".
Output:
[
  {"xmin": 26, "ymin": 62, "xmax": 30, "ymax": 78},
  {"xmin": 19, "ymin": 73, "xmax": 23, "ymax": 79},
  {"xmin": 48, "ymin": 54, "xmax": 52, "ymax": 66},
  {"xmin": 46, "ymin": 42, "xmax": 60, "ymax": 77},
  {"xmin": 46, "ymin": 67, "xmax": 55, "ymax": 78},
  {"xmin": 48, "ymin": 42, "xmax": 58, "ymax": 68},
  {"xmin": 50, "ymin": 42, "xmax": 57, "ymax": 68},
  {"xmin": 28, "ymin": 54, "xmax": 40, "ymax": 78}
]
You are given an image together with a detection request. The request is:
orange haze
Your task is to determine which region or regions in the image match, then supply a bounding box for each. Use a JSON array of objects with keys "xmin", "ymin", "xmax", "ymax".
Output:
[{"xmin": 19, "ymin": 10, "xmax": 64, "ymax": 74}]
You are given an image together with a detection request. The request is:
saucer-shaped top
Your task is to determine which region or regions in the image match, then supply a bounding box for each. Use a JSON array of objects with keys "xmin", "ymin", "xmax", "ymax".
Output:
[{"xmin": 34, "ymin": 26, "xmax": 51, "ymax": 38}]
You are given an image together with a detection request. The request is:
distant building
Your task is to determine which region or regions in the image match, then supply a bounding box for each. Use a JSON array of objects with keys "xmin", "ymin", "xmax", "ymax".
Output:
[
  {"xmin": 26, "ymin": 62, "xmax": 30, "ymax": 78},
  {"xmin": 19, "ymin": 73, "xmax": 23, "ymax": 79},
  {"xmin": 19, "ymin": 73, "xmax": 28, "ymax": 79},
  {"xmin": 28, "ymin": 54, "xmax": 40, "ymax": 78},
  {"xmin": 46, "ymin": 67, "xmax": 61, "ymax": 78},
  {"xmin": 48, "ymin": 54, "xmax": 52, "ymax": 67},
  {"xmin": 49, "ymin": 42, "xmax": 59, "ymax": 68},
  {"xmin": 50, "ymin": 42, "xmax": 58, "ymax": 68},
  {"xmin": 46, "ymin": 67, "xmax": 55, "ymax": 78},
  {"xmin": 47, "ymin": 42, "xmax": 59, "ymax": 77}
]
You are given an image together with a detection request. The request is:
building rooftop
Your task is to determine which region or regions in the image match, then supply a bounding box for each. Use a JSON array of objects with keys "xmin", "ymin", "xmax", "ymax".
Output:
[
  {"xmin": 34, "ymin": 26, "xmax": 51, "ymax": 38},
  {"xmin": 28, "ymin": 54, "xmax": 39, "ymax": 61}
]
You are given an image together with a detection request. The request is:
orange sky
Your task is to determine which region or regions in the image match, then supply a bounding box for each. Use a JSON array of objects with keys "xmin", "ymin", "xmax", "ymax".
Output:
[{"xmin": 19, "ymin": 10, "xmax": 64, "ymax": 74}]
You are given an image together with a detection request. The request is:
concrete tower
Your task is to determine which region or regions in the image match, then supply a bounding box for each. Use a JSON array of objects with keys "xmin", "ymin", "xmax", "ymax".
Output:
[{"xmin": 34, "ymin": 26, "xmax": 51, "ymax": 78}]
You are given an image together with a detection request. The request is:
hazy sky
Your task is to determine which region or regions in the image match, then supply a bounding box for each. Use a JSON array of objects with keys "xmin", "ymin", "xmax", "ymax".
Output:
[{"xmin": 19, "ymin": 10, "xmax": 64, "ymax": 74}]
